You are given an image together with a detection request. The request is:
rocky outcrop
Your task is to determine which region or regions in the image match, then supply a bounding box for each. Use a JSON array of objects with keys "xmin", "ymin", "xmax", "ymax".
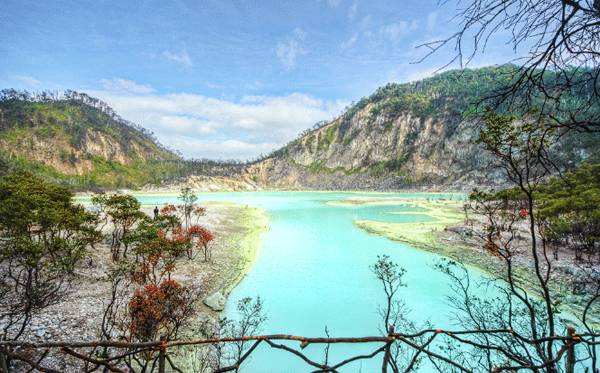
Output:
[
  {"xmin": 245, "ymin": 66, "xmax": 598, "ymax": 190},
  {"xmin": 0, "ymin": 129, "xmax": 172, "ymax": 176},
  {"xmin": 204, "ymin": 291, "xmax": 227, "ymax": 311},
  {"xmin": 246, "ymin": 111, "xmax": 503, "ymax": 190},
  {"xmin": 4, "ymin": 67, "xmax": 596, "ymax": 191},
  {"xmin": 143, "ymin": 175, "xmax": 261, "ymax": 192},
  {"xmin": 0, "ymin": 97, "xmax": 179, "ymax": 187}
]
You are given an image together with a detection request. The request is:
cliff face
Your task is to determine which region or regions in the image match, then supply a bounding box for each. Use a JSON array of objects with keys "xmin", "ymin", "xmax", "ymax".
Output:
[
  {"xmin": 0, "ymin": 96, "xmax": 179, "ymax": 188},
  {"xmin": 247, "ymin": 113, "xmax": 498, "ymax": 190},
  {"xmin": 3, "ymin": 66, "xmax": 597, "ymax": 192},
  {"xmin": 247, "ymin": 66, "xmax": 598, "ymax": 190},
  {"xmin": 0, "ymin": 126, "xmax": 173, "ymax": 175}
]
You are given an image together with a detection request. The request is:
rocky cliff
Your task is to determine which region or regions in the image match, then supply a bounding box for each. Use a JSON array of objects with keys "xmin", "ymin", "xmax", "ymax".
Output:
[
  {"xmin": 247, "ymin": 112, "xmax": 496, "ymax": 190},
  {"xmin": 0, "ymin": 91, "xmax": 180, "ymax": 188},
  {"xmin": 246, "ymin": 66, "xmax": 598, "ymax": 190},
  {"xmin": 2, "ymin": 66, "xmax": 597, "ymax": 192}
]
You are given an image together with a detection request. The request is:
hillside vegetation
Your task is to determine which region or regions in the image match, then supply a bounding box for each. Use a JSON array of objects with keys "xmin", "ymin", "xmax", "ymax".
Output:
[
  {"xmin": 0, "ymin": 90, "xmax": 185, "ymax": 189},
  {"xmin": 249, "ymin": 65, "xmax": 599, "ymax": 189},
  {"xmin": 2, "ymin": 66, "xmax": 597, "ymax": 191},
  {"xmin": 0, "ymin": 90, "xmax": 249, "ymax": 191}
]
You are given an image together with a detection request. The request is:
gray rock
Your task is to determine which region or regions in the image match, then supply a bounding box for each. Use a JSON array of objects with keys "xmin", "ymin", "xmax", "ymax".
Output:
[
  {"xmin": 204, "ymin": 291, "xmax": 226, "ymax": 311},
  {"xmin": 35, "ymin": 328, "xmax": 46, "ymax": 338}
]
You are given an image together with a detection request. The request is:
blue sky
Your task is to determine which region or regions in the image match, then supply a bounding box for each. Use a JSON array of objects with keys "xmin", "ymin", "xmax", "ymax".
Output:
[{"xmin": 0, "ymin": 0, "xmax": 517, "ymax": 159}]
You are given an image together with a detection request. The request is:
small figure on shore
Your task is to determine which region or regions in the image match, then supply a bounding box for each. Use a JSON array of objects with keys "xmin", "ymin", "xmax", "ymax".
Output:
[{"xmin": 153, "ymin": 206, "xmax": 159, "ymax": 220}]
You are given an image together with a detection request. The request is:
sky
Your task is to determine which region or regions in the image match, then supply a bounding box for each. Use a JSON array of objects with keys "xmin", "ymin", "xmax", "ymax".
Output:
[{"xmin": 0, "ymin": 0, "xmax": 518, "ymax": 160}]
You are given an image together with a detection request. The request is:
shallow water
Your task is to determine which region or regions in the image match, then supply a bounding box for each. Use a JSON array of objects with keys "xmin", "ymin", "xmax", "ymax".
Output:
[
  {"xmin": 220, "ymin": 192, "xmax": 480, "ymax": 373},
  {"xmin": 82, "ymin": 191, "xmax": 501, "ymax": 371}
]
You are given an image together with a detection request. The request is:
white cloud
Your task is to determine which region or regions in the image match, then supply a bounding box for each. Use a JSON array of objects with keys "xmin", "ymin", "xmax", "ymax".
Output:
[
  {"xmin": 174, "ymin": 138, "xmax": 281, "ymax": 160},
  {"xmin": 403, "ymin": 67, "xmax": 441, "ymax": 82},
  {"xmin": 340, "ymin": 18, "xmax": 418, "ymax": 52},
  {"xmin": 162, "ymin": 50, "xmax": 193, "ymax": 66},
  {"xmin": 276, "ymin": 28, "xmax": 307, "ymax": 71},
  {"xmin": 100, "ymin": 78, "xmax": 155, "ymax": 94},
  {"xmin": 340, "ymin": 34, "xmax": 358, "ymax": 49},
  {"xmin": 84, "ymin": 88, "xmax": 348, "ymax": 160},
  {"xmin": 15, "ymin": 75, "xmax": 42, "ymax": 87},
  {"xmin": 426, "ymin": 12, "xmax": 438, "ymax": 33},
  {"xmin": 206, "ymin": 82, "xmax": 224, "ymax": 90},
  {"xmin": 327, "ymin": 0, "xmax": 342, "ymax": 7},
  {"xmin": 348, "ymin": 0, "xmax": 358, "ymax": 21},
  {"xmin": 379, "ymin": 20, "xmax": 419, "ymax": 44}
]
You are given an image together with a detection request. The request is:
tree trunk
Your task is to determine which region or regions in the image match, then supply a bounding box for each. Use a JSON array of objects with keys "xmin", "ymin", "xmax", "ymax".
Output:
[
  {"xmin": 565, "ymin": 327, "xmax": 576, "ymax": 373},
  {"xmin": 158, "ymin": 340, "xmax": 166, "ymax": 373},
  {"xmin": 0, "ymin": 348, "xmax": 9, "ymax": 373},
  {"xmin": 381, "ymin": 325, "xmax": 393, "ymax": 373}
]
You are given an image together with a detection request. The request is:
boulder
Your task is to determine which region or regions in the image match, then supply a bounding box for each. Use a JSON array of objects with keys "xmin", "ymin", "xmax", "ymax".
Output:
[
  {"xmin": 34, "ymin": 327, "xmax": 47, "ymax": 338},
  {"xmin": 204, "ymin": 291, "xmax": 226, "ymax": 311}
]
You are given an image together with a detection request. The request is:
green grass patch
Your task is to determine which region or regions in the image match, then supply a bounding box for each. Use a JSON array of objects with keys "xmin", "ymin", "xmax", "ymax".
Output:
[
  {"xmin": 317, "ymin": 122, "xmax": 339, "ymax": 150},
  {"xmin": 368, "ymin": 155, "xmax": 409, "ymax": 177},
  {"xmin": 306, "ymin": 160, "xmax": 360, "ymax": 175}
]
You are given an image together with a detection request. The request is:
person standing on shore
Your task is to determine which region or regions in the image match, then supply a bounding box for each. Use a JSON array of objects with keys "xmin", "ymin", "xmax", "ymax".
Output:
[{"xmin": 153, "ymin": 206, "xmax": 159, "ymax": 220}]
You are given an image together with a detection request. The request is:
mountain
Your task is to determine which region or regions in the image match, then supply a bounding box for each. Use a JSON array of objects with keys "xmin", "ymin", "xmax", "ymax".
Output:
[
  {"xmin": 2, "ymin": 65, "xmax": 597, "ymax": 191},
  {"xmin": 0, "ymin": 90, "xmax": 181, "ymax": 189},
  {"xmin": 247, "ymin": 65, "xmax": 599, "ymax": 190}
]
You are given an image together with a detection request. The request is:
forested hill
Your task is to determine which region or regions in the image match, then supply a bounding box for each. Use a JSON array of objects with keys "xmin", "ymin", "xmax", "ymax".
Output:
[
  {"xmin": 247, "ymin": 65, "xmax": 600, "ymax": 190},
  {"xmin": 0, "ymin": 90, "xmax": 184, "ymax": 189},
  {"xmin": 2, "ymin": 65, "xmax": 598, "ymax": 191}
]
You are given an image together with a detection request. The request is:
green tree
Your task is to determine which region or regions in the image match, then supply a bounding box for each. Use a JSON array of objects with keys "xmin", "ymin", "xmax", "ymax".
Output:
[
  {"xmin": 537, "ymin": 162, "xmax": 600, "ymax": 261},
  {"xmin": 92, "ymin": 193, "xmax": 145, "ymax": 261},
  {"xmin": 177, "ymin": 187, "xmax": 198, "ymax": 232},
  {"xmin": 0, "ymin": 172, "xmax": 100, "ymax": 343}
]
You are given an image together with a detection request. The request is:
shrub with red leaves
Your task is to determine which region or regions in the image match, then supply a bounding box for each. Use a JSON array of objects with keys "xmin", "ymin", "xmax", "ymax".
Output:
[
  {"xmin": 188, "ymin": 224, "xmax": 214, "ymax": 261},
  {"xmin": 128, "ymin": 279, "xmax": 191, "ymax": 341},
  {"xmin": 160, "ymin": 204, "xmax": 177, "ymax": 216}
]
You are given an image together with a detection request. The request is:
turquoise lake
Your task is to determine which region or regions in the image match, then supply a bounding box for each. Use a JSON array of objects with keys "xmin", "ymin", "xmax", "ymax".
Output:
[{"xmin": 117, "ymin": 191, "xmax": 498, "ymax": 372}]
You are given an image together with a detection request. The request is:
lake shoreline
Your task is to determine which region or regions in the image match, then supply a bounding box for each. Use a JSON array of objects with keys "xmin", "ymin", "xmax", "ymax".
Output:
[
  {"xmin": 75, "ymin": 188, "xmax": 470, "ymax": 198},
  {"xmin": 74, "ymin": 191, "xmax": 597, "ymax": 328},
  {"xmin": 343, "ymin": 197, "xmax": 600, "ymax": 326},
  {"xmin": 17, "ymin": 200, "xmax": 269, "ymax": 350},
  {"xmin": 219, "ymin": 203, "xmax": 269, "ymax": 297},
  {"xmin": 127, "ymin": 202, "xmax": 269, "ymax": 315}
]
